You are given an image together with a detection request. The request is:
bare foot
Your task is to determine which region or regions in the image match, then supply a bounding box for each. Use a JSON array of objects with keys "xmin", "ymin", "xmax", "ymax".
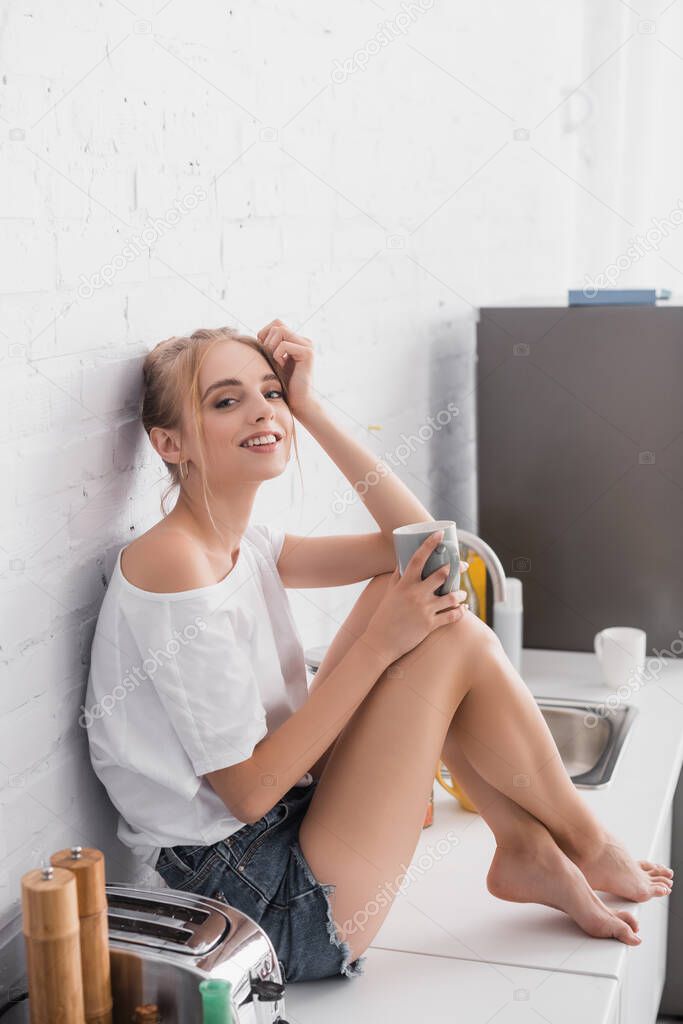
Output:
[
  {"xmin": 486, "ymin": 839, "xmax": 642, "ymax": 945},
  {"xmin": 569, "ymin": 830, "xmax": 673, "ymax": 902}
]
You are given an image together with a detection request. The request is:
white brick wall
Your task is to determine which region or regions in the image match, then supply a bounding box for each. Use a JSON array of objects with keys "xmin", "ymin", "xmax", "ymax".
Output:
[{"xmin": 4, "ymin": 0, "xmax": 650, "ymax": 993}]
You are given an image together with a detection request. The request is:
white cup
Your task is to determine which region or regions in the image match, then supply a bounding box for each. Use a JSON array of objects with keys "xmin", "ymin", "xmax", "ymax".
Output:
[{"xmin": 594, "ymin": 626, "xmax": 647, "ymax": 691}]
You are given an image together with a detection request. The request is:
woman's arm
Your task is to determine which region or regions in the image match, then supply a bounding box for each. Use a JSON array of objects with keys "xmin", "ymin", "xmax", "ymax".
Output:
[
  {"xmin": 256, "ymin": 319, "xmax": 435, "ymax": 539},
  {"xmin": 205, "ymin": 630, "xmax": 392, "ymax": 822},
  {"xmin": 298, "ymin": 399, "xmax": 433, "ymax": 540}
]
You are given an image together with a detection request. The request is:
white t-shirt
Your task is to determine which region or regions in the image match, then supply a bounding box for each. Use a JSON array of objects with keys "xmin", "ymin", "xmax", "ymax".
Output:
[{"xmin": 84, "ymin": 522, "xmax": 313, "ymax": 870}]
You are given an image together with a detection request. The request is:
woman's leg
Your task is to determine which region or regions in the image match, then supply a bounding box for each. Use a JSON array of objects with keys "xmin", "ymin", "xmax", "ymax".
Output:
[
  {"xmin": 442, "ymin": 644, "xmax": 673, "ymax": 901},
  {"xmin": 307, "ymin": 574, "xmax": 671, "ymax": 899},
  {"xmin": 298, "ymin": 599, "xmax": 648, "ymax": 963},
  {"xmin": 440, "ymin": 730, "xmax": 671, "ymax": 907}
]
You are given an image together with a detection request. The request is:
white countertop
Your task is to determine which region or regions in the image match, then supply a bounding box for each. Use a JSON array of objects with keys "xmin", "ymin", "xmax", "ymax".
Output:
[
  {"xmin": 286, "ymin": 648, "xmax": 683, "ymax": 1022},
  {"xmin": 286, "ymin": 948, "xmax": 620, "ymax": 1024}
]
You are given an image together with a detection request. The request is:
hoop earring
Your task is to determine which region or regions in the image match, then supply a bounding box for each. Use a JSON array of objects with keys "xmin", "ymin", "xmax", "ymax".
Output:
[{"xmin": 179, "ymin": 460, "xmax": 189, "ymax": 481}]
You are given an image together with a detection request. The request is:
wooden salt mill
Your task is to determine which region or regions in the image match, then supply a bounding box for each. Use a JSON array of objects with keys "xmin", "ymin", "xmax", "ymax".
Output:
[
  {"xmin": 50, "ymin": 846, "xmax": 113, "ymax": 1024},
  {"xmin": 21, "ymin": 864, "xmax": 86, "ymax": 1024}
]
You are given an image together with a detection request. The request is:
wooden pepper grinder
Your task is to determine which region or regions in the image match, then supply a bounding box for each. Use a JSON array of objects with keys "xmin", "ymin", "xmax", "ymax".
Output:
[
  {"xmin": 50, "ymin": 847, "xmax": 113, "ymax": 1024},
  {"xmin": 21, "ymin": 864, "xmax": 86, "ymax": 1024}
]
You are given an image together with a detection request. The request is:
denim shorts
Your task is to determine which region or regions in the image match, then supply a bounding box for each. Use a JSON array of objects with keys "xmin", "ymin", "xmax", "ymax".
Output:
[{"xmin": 154, "ymin": 778, "xmax": 367, "ymax": 984}]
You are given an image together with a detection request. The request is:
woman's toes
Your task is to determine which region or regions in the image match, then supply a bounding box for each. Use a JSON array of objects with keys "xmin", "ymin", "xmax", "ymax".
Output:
[
  {"xmin": 613, "ymin": 913, "xmax": 641, "ymax": 945},
  {"xmin": 640, "ymin": 860, "xmax": 673, "ymax": 877},
  {"xmin": 618, "ymin": 909, "xmax": 639, "ymax": 932},
  {"xmin": 645, "ymin": 866, "xmax": 671, "ymax": 881}
]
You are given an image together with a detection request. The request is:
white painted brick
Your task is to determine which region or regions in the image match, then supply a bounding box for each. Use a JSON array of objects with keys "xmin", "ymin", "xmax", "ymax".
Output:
[
  {"xmin": 151, "ymin": 219, "xmax": 222, "ymax": 279},
  {"xmin": 39, "ymin": 154, "xmax": 119, "ymax": 223},
  {"xmin": 134, "ymin": 169, "xmax": 214, "ymax": 220},
  {"xmin": 66, "ymin": 474, "xmax": 136, "ymax": 548},
  {"xmin": 0, "ymin": 147, "xmax": 43, "ymax": 220},
  {"xmin": 2, "ymin": 788, "xmax": 56, "ymax": 862},
  {"xmin": 0, "ymin": 626, "xmax": 83, "ymax": 715},
  {"xmin": 249, "ymin": 158, "xmax": 287, "ymax": 219},
  {"xmin": 0, "ymin": 365, "xmax": 51, "ymax": 441},
  {"xmin": 26, "ymin": 745, "xmax": 108, "ymax": 842},
  {"xmin": 50, "ymin": 287, "xmax": 128, "ymax": 361},
  {"xmin": 0, "ymin": 476, "xmax": 124, "ymax": 567},
  {"xmin": 210, "ymin": 172, "xmax": 252, "ymax": 222},
  {"xmin": 79, "ymin": 356, "xmax": 144, "ymax": 418},
  {"xmin": 124, "ymin": 277, "xmax": 218, "ymax": 343},
  {"xmin": 1, "ymin": 2, "xmax": 104, "ymax": 77},
  {"xmin": 14, "ymin": 429, "xmax": 112, "ymax": 504},
  {"xmin": 221, "ymin": 217, "xmax": 284, "ymax": 272},
  {"xmin": 0, "ymin": 577, "xmax": 68, "ymax": 657},
  {"xmin": 55, "ymin": 221, "xmax": 149, "ymax": 291},
  {"xmin": 0, "ymin": 223, "xmax": 56, "ymax": 294},
  {"xmin": 0, "ymin": 292, "xmax": 68, "ymax": 356},
  {"xmin": 113, "ymin": 417, "xmax": 148, "ymax": 472}
]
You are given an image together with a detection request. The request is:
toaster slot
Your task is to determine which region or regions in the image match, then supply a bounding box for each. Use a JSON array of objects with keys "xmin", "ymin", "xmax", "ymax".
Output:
[
  {"xmin": 108, "ymin": 913, "xmax": 194, "ymax": 946},
  {"xmin": 108, "ymin": 892, "xmax": 209, "ymax": 924},
  {"xmin": 106, "ymin": 887, "xmax": 230, "ymax": 956}
]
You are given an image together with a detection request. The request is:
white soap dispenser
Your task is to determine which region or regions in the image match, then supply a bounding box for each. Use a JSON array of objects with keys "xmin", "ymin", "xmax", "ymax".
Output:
[{"xmin": 493, "ymin": 577, "xmax": 523, "ymax": 674}]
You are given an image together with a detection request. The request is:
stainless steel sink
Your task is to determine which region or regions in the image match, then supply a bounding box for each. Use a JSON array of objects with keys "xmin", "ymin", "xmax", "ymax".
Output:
[{"xmin": 535, "ymin": 697, "xmax": 637, "ymax": 788}]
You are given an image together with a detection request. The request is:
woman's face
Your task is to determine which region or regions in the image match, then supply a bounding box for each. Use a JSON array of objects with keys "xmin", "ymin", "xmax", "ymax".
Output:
[{"xmin": 181, "ymin": 339, "xmax": 293, "ymax": 485}]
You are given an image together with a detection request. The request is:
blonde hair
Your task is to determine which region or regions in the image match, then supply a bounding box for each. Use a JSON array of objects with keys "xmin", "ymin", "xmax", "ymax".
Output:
[{"xmin": 140, "ymin": 326, "xmax": 302, "ymax": 534}]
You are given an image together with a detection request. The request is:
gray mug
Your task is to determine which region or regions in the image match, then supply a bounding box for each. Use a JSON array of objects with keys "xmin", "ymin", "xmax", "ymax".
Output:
[{"xmin": 392, "ymin": 520, "xmax": 460, "ymax": 598}]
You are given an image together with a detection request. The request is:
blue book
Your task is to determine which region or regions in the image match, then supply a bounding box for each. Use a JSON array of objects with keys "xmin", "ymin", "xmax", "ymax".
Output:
[{"xmin": 568, "ymin": 288, "xmax": 671, "ymax": 306}]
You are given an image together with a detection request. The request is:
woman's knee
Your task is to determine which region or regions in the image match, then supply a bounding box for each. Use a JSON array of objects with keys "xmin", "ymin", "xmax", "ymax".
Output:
[
  {"xmin": 359, "ymin": 579, "xmax": 501, "ymax": 672},
  {"xmin": 454, "ymin": 611, "xmax": 507, "ymax": 670},
  {"xmin": 402, "ymin": 607, "xmax": 502, "ymax": 670},
  {"xmin": 456, "ymin": 608, "xmax": 501, "ymax": 649}
]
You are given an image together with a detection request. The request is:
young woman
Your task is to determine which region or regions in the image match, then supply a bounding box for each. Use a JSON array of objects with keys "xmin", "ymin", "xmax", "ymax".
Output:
[{"xmin": 85, "ymin": 322, "xmax": 673, "ymax": 985}]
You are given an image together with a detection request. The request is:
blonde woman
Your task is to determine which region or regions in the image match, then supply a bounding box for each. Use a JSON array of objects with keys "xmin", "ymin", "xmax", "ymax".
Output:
[{"xmin": 85, "ymin": 322, "xmax": 672, "ymax": 984}]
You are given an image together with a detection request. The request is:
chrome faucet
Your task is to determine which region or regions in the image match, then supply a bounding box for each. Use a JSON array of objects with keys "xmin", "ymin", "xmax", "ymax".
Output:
[{"xmin": 457, "ymin": 529, "xmax": 507, "ymax": 604}]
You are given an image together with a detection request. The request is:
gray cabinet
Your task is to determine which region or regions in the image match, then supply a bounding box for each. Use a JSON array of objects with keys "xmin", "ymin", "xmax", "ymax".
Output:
[{"xmin": 476, "ymin": 306, "xmax": 683, "ymax": 654}]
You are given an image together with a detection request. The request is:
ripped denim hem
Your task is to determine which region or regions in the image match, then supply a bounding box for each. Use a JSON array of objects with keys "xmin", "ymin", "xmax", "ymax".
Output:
[{"xmin": 290, "ymin": 840, "xmax": 367, "ymax": 979}]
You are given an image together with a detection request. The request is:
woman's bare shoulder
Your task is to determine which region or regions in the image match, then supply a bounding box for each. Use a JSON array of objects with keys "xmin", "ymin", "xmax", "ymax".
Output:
[{"xmin": 120, "ymin": 523, "xmax": 216, "ymax": 594}]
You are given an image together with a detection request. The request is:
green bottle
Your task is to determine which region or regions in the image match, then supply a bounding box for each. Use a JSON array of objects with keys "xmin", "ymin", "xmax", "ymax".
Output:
[{"xmin": 199, "ymin": 978, "xmax": 233, "ymax": 1023}]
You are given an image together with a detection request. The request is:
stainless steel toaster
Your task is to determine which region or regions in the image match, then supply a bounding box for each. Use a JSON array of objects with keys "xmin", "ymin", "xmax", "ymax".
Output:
[{"xmin": 106, "ymin": 883, "xmax": 291, "ymax": 1023}]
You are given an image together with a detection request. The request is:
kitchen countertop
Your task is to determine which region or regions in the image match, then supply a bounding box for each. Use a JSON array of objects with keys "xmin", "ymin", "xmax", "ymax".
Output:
[{"xmin": 286, "ymin": 647, "xmax": 683, "ymax": 1022}]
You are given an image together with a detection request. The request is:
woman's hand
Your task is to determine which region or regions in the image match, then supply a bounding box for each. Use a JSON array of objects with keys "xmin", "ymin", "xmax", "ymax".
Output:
[
  {"xmin": 256, "ymin": 319, "xmax": 316, "ymax": 420},
  {"xmin": 363, "ymin": 530, "xmax": 469, "ymax": 665}
]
